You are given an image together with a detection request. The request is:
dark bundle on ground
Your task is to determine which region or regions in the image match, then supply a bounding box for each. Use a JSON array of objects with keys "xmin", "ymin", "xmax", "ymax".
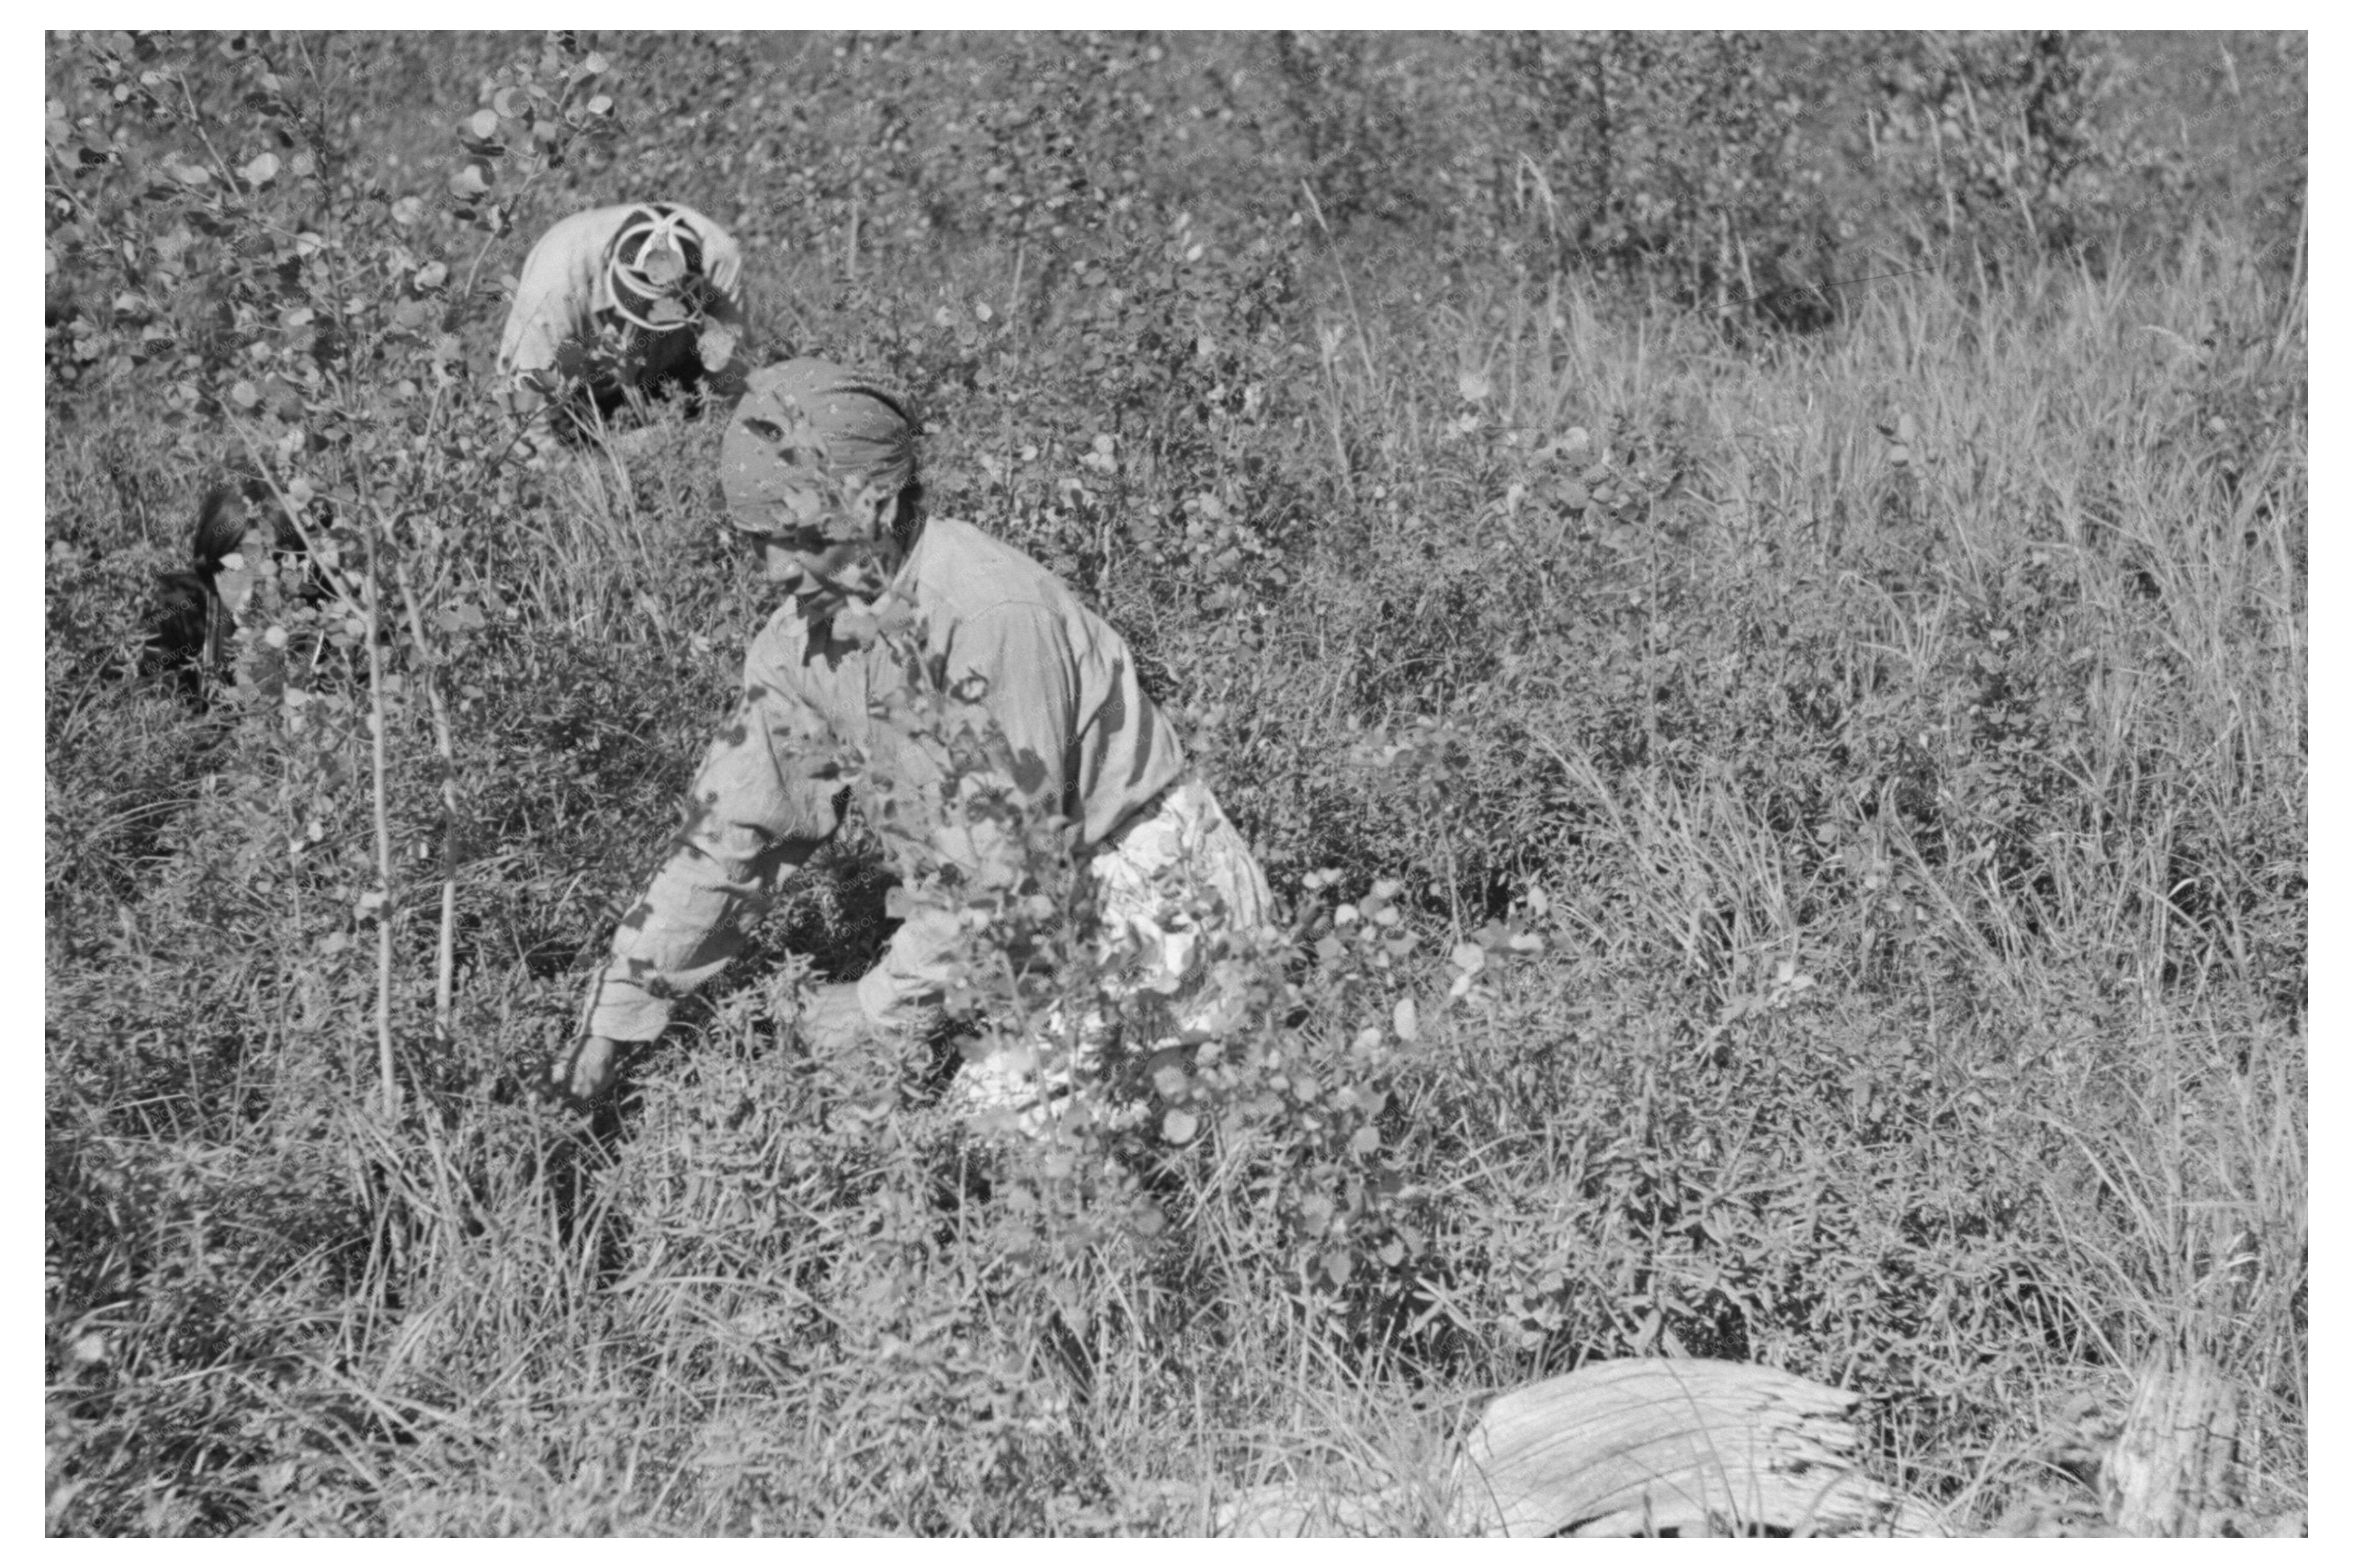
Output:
[{"xmin": 138, "ymin": 478, "xmax": 304, "ymax": 699}]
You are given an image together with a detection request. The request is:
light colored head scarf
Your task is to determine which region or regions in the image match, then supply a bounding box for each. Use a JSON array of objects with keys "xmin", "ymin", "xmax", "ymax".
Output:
[{"xmin": 719, "ymin": 359, "xmax": 919, "ymax": 537}]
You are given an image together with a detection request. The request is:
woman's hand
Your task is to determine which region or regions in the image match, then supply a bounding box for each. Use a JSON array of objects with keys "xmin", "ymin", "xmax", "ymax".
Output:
[
  {"xmin": 546, "ymin": 1034, "xmax": 626, "ymax": 1107},
  {"xmin": 696, "ymin": 225, "xmax": 745, "ymax": 297},
  {"xmin": 797, "ymin": 982, "xmax": 883, "ymax": 1055}
]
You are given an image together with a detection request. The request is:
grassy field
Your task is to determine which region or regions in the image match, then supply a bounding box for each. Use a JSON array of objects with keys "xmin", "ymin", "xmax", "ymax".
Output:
[{"xmin": 44, "ymin": 31, "xmax": 2304, "ymax": 1535}]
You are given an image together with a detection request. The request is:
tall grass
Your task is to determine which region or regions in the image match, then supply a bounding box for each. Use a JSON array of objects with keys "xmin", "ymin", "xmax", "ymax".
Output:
[{"xmin": 46, "ymin": 33, "xmax": 2300, "ymax": 1537}]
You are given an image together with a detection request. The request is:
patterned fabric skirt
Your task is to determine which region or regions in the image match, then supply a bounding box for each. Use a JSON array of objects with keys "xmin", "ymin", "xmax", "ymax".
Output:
[{"xmin": 947, "ymin": 772, "xmax": 1272, "ymax": 1135}]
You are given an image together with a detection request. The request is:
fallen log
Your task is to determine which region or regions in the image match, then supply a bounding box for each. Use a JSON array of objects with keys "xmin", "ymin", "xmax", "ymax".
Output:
[
  {"xmin": 1453, "ymin": 1359, "xmax": 1943, "ymax": 1537},
  {"xmin": 1216, "ymin": 1358, "xmax": 1942, "ymax": 1537}
]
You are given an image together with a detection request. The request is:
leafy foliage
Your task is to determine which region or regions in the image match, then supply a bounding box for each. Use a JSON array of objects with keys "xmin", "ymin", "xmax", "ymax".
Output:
[{"xmin": 46, "ymin": 29, "xmax": 2303, "ymax": 1538}]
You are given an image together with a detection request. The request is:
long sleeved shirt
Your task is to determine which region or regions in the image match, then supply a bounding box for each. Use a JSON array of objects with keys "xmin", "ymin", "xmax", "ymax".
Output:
[
  {"xmin": 496, "ymin": 203, "xmax": 748, "ymax": 405},
  {"xmin": 585, "ymin": 516, "xmax": 1189, "ymax": 1041}
]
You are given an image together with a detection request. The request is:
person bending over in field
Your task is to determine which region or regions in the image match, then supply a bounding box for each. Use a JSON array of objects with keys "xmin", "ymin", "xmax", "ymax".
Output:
[
  {"xmin": 497, "ymin": 201, "xmax": 751, "ymax": 443},
  {"xmin": 547, "ymin": 359, "xmax": 1272, "ymax": 1129}
]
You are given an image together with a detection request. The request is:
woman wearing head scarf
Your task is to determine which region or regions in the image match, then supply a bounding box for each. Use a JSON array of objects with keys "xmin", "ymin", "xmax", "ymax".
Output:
[
  {"xmin": 549, "ymin": 359, "xmax": 1272, "ymax": 1130},
  {"xmin": 496, "ymin": 201, "xmax": 751, "ymax": 436}
]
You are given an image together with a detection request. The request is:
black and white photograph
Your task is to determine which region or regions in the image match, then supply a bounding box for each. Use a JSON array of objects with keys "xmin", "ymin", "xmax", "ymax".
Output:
[{"xmin": 41, "ymin": 27, "xmax": 2309, "ymax": 1537}]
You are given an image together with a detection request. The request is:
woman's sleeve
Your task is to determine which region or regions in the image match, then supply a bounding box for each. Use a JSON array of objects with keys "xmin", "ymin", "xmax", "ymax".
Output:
[
  {"xmin": 584, "ymin": 656, "xmax": 849, "ymax": 1041},
  {"xmin": 496, "ymin": 223, "xmax": 600, "ymax": 402}
]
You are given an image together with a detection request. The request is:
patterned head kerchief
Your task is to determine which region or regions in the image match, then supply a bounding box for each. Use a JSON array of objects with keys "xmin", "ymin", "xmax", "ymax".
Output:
[
  {"xmin": 606, "ymin": 205, "xmax": 706, "ymax": 332},
  {"xmin": 719, "ymin": 359, "xmax": 919, "ymax": 539}
]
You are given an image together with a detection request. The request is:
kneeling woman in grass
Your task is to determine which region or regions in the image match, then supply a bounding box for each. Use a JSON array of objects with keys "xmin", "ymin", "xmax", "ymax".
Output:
[
  {"xmin": 549, "ymin": 359, "xmax": 1271, "ymax": 1129},
  {"xmin": 497, "ymin": 201, "xmax": 752, "ymax": 441}
]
